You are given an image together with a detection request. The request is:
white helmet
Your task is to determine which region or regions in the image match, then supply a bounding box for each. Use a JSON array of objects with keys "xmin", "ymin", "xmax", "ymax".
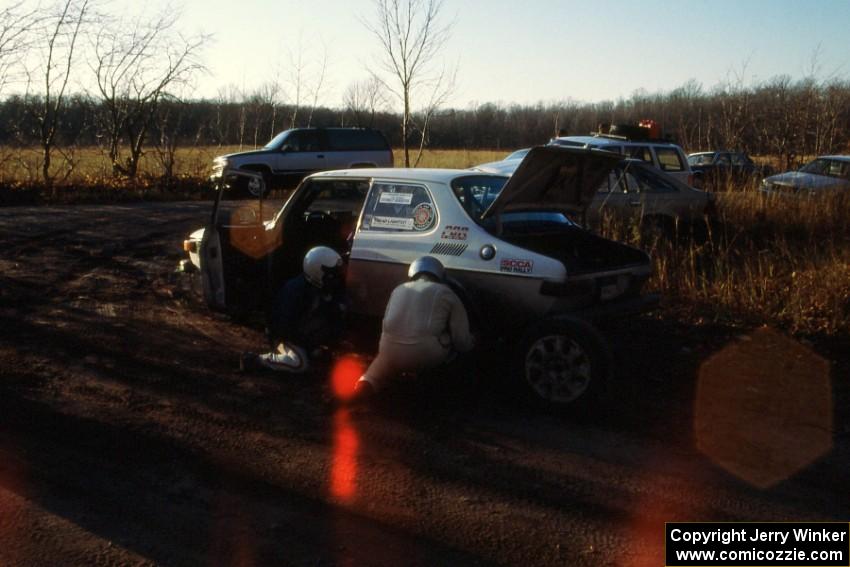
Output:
[
  {"xmin": 408, "ymin": 256, "xmax": 445, "ymax": 282},
  {"xmin": 303, "ymin": 246, "xmax": 343, "ymax": 288}
]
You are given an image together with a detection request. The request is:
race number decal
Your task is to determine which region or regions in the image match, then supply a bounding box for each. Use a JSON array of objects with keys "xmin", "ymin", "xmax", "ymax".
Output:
[
  {"xmin": 440, "ymin": 225, "xmax": 469, "ymax": 241},
  {"xmin": 412, "ymin": 203, "xmax": 435, "ymax": 231}
]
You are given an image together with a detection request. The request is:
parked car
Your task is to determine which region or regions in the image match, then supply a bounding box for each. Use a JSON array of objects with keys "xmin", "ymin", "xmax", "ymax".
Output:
[
  {"xmin": 687, "ymin": 150, "xmax": 771, "ymax": 190},
  {"xmin": 475, "ymin": 154, "xmax": 714, "ymax": 232},
  {"xmin": 211, "ymin": 127, "xmax": 393, "ymax": 196},
  {"xmin": 547, "ymin": 134, "xmax": 693, "ymax": 186},
  {"xmin": 183, "ymin": 146, "xmax": 659, "ymax": 407},
  {"xmin": 761, "ymin": 155, "xmax": 850, "ymax": 196}
]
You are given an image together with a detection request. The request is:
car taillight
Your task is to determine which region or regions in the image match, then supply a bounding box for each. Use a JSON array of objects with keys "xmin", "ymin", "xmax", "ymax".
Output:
[{"xmin": 183, "ymin": 240, "xmax": 197, "ymax": 253}]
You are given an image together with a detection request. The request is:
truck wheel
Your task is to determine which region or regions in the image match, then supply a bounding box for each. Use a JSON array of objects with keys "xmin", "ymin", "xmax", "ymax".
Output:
[
  {"xmin": 516, "ymin": 318, "xmax": 611, "ymax": 408},
  {"xmin": 240, "ymin": 167, "xmax": 271, "ymax": 198}
]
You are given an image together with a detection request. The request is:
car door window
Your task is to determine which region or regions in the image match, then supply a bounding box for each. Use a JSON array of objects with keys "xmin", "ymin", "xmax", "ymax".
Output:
[
  {"xmin": 597, "ymin": 170, "xmax": 627, "ymax": 193},
  {"xmin": 282, "ymin": 130, "xmax": 322, "ymax": 152},
  {"xmin": 825, "ymin": 159, "xmax": 850, "ymax": 179},
  {"xmin": 731, "ymin": 153, "xmax": 748, "ymax": 166},
  {"xmin": 627, "ymin": 146, "xmax": 653, "ymax": 163},
  {"xmin": 360, "ymin": 182, "xmax": 437, "ymax": 233},
  {"xmin": 305, "ymin": 180, "xmax": 370, "ymax": 217},
  {"xmin": 715, "ymin": 153, "xmax": 731, "ymax": 166},
  {"xmin": 655, "ymin": 148, "xmax": 686, "ymax": 172},
  {"xmin": 801, "ymin": 159, "xmax": 829, "ymax": 175},
  {"xmin": 625, "ymin": 165, "xmax": 678, "ymax": 193},
  {"xmin": 451, "ymin": 175, "xmax": 507, "ymax": 219},
  {"xmin": 327, "ymin": 129, "xmax": 388, "ymax": 151}
]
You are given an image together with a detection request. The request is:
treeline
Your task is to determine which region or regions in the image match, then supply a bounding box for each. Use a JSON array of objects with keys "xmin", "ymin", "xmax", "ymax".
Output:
[
  {"xmin": 2, "ymin": 1, "xmax": 849, "ymax": 186},
  {"xmin": 1, "ymin": 76, "xmax": 849, "ymax": 176}
]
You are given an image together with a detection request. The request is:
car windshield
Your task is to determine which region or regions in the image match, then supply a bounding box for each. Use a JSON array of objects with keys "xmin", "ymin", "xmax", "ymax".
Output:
[
  {"xmin": 504, "ymin": 148, "xmax": 530, "ymax": 161},
  {"xmin": 263, "ymin": 131, "xmax": 289, "ymax": 149},
  {"xmin": 688, "ymin": 153, "xmax": 715, "ymax": 165},
  {"xmin": 549, "ymin": 139, "xmax": 585, "ymax": 148}
]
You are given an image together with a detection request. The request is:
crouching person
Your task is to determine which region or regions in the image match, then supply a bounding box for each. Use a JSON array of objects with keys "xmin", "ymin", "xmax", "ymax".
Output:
[
  {"xmin": 241, "ymin": 246, "xmax": 346, "ymax": 373},
  {"xmin": 353, "ymin": 256, "xmax": 474, "ymax": 401}
]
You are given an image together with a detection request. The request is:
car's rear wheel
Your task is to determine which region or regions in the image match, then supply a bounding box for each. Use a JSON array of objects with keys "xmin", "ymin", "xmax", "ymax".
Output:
[{"xmin": 516, "ymin": 318, "xmax": 611, "ymax": 408}]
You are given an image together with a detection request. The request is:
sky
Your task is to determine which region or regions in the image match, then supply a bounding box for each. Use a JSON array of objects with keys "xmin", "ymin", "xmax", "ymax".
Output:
[{"xmin": 28, "ymin": 0, "xmax": 850, "ymax": 109}]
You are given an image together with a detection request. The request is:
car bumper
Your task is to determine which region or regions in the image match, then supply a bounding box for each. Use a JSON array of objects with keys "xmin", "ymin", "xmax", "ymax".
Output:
[{"xmin": 567, "ymin": 292, "xmax": 661, "ymax": 324}]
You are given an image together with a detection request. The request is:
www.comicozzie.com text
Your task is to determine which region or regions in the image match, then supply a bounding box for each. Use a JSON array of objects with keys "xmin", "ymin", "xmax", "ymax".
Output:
[{"xmin": 670, "ymin": 527, "xmax": 848, "ymax": 546}]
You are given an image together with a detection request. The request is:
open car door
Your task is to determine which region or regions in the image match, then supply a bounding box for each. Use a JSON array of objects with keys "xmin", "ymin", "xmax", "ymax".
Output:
[{"xmin": 200, "ymin": 169, "xmax": 281, "ymax": 314}]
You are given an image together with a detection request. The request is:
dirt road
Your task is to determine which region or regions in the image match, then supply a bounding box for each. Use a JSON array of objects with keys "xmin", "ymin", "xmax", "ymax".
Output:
[{"xmin": 0, "ymin": 202, "xmax": 847, "ymax": 566}]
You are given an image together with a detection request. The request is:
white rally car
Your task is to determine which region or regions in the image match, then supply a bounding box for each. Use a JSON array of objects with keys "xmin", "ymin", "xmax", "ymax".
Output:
[{"xmin": 183, "ymin": 146, "xmax": 659, "ymax": 407}]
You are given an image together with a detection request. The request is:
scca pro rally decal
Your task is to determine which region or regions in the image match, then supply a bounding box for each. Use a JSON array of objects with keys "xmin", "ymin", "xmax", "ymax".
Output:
[
  {"xmin": 412, "ymin": 203, "xmax": 435, "ymax": 231},
  {"xmin": 440, "ymin": 225, "xmax": 468, "ymax": 240},
  {"xmin": 500, "ymin": 258, "xmax": 534, "ymax": 274}
]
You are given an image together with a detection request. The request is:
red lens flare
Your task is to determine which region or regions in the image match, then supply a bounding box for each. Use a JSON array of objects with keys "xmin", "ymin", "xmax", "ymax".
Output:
[
  {"xmin": 330, "ymin": 355, "xmax": 365, "ymax": 402},
  {"xmin": 330, "ymin": 408, "xmax": 359, "ymax": 503}
]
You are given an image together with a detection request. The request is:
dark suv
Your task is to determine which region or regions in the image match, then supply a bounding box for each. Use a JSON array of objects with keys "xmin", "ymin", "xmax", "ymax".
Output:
[
  {"xmin": 687, "ymin": 151, "xmax": 772, "ymax": 190},
  {"xmin": 211, "ymin": 128, "xmax": 393, "ymax": 195}
]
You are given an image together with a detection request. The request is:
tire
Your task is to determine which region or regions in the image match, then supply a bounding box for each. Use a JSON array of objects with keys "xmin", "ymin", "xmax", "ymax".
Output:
[
  {"xmin": 241, "ymin": 167, "xmax": 271, "ymax": 198},
  {"xmin": 515, "ymin": 318, "xmax": 612, "ymax": 408}
]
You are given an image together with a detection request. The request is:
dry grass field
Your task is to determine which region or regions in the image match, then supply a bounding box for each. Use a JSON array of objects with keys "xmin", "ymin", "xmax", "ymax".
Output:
[
  {"xmin": 1, "ymin": 145, "xmax": 848, "ymax": 340},
  {"xmin": 0, "ymin": 146, "xmax": 506, "ymax": 184},
  {"xmin": 600, "ymin": 192, "xmax": 850, "ymax": 338}
]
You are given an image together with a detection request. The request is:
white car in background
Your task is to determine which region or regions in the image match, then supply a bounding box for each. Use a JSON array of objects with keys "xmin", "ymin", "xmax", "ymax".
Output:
[
  {"xmin": 761, "ymin": 155, "xmax": 850, "ymax": 196},
  {"xmin": 183, "ymin": 146, "xmax": 660, "ymax": 407}
]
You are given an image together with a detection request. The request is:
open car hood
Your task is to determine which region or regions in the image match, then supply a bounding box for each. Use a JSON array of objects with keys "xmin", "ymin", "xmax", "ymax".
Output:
[{"xmin": 481, "ymin": 146, "xmax": 621, "ymax": 220}]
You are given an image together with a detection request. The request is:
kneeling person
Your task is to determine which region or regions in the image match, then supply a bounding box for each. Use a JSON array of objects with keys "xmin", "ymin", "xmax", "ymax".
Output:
[
  {"xmin": 356, "ymin": 256, "xmax": 474, "ymax": 397},
  {"xmin": 242, "ymin": 246, "xmax": 346, "ymax": 373}
]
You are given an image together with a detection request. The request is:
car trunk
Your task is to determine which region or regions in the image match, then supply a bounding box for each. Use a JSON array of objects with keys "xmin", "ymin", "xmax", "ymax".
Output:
[{"xmin": 496, "ymin": 224, "xmax": 649, "ymax": 276}]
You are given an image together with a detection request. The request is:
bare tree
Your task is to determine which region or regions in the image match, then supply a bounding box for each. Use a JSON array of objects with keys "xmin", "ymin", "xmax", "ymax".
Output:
[
  {"xmin": 91, "ymin": 8, "xmax": 206, "ymax": 178},
  {"xmin": 344, "ymin": 76, "xmax": 387, "ymax": 127},
  {"xmin": 286, "ymin": 36, "xmax": 306, "ymax": 129},
  {"xmin": 153, "ymin": 97, "xmax": 183, "ymax": 180},
  {"xmin": 259, "ymin": 79, "xmax": 284, "ymax": 140},
  {"xmin": 0, "ymin": 1, "xmax": 38, "ymax": 96},
  {"xmin": 283, "ymin": 34, "xmax": 328, "ymax": 129},
  {"xmin": 306, "ymin": 43, "xmax": 328, "ymax": 127},
  {"xmin": 24, "ymin": 0, "xmax": 91, "ymax": 187},
  {"xmin": 363, "ymin": 0, "xmax": 454, "ymax": 166},
  {"xmin": 410, "ymin": 64, "xmax": 454, "ymax": 166}
]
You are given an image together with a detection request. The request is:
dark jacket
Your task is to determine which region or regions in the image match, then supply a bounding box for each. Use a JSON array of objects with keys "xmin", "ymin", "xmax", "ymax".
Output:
[{"xmin": 268, "ymin": 274, "xmax": 346, "ymax": 349}]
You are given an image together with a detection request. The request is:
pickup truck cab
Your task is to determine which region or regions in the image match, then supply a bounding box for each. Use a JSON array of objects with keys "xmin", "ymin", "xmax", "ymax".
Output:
[{"xmin": 185, "ymin": 146, "xmax": 659, "ymax": 407}]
